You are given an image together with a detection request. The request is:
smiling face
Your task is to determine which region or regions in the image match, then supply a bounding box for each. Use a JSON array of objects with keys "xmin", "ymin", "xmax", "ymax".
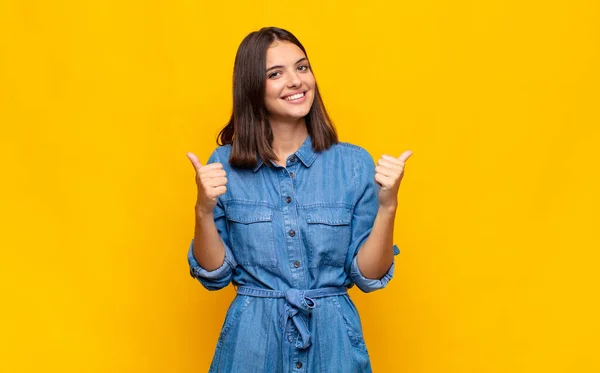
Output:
[{"xmin": 264, "ymin": 41, "xmax": 316, "ymax": 124}]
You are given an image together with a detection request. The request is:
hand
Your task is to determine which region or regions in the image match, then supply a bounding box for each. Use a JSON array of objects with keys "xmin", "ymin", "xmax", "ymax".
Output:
[
  {"xmin": 375, "ymin": 150, "xmax": 413, "ymax": 210},
  {"xmin": 186, "ymin": 152, "xmax": 228, "ymax": 216}
]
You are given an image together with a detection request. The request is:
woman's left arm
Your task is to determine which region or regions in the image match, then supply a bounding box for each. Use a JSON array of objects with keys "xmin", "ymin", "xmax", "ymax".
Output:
[{"xmin": 356, "ymin": 150, "xmax": 412, "ymax": 279}]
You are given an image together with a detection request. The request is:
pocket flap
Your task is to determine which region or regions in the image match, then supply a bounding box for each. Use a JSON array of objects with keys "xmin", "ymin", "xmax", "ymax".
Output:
[
  {"xmin": 306, "ymin": 206, "xmax": 352, "ymax": 225},
  {"xmin": 226, "ymin": 204, "xmax": 273, "ymax": 224}
]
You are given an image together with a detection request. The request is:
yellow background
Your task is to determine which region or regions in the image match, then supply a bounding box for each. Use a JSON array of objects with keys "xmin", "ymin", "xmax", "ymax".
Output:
[{"xmin": 1, "ymin": 0, "xmax": 599, "ymax": 372}]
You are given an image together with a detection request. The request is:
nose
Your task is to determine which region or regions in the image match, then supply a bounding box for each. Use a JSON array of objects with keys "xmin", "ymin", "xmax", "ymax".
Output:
[{"xmin": 287, "ymin": 69, "xmax": 301, "ymax": 88}]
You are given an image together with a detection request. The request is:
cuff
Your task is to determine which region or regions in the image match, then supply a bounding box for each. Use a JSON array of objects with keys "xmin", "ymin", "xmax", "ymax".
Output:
[
  {"xmin": 350, "ymin": 244, "xmax": 400, "ymax": 293},
  {"xmin": 187, "ymin": 239, "xmax": 236, "ymax": 280}
]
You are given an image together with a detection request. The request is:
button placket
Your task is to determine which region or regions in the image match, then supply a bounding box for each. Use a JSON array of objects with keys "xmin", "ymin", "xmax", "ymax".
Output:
[
  {"xmin": 277, "ymin": 164, "xmax": 307, "ymax": 289},
  {"xmin": 291, "ymin": 344, "xmax": 307, "ymax": 372}
]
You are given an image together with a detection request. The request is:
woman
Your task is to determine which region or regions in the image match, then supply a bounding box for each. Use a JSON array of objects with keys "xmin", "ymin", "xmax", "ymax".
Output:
[{"xmin": 186, "ymin": 27, "xmax": 412, "ymax": 372}]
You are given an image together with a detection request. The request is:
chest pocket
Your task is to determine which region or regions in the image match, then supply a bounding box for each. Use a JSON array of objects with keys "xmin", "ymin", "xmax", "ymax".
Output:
[
  {"xmin": 303, "ymin": 206, "xmax": 352, "ymax": 268},
  {"xmin": 226, "ymin": 204, "xmax": 277, "ymax": 267}
]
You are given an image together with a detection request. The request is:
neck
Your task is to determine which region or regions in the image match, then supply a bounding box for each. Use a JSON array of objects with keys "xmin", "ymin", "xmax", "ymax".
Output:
[{"xmin": 269, "ymin": 116, "xmax": 309, "ymax": 164}]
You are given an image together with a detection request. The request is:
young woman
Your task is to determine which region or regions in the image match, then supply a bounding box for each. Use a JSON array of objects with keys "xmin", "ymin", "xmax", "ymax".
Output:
[{"xmin": 186, "ymin": 27, "xmax": 412, "ymax": 372}]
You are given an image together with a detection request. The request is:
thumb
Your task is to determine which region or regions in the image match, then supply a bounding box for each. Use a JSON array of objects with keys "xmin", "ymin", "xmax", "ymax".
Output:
[
  {"xmin": 186, "ymin": 152, "xmax": 203, "ymax": 171},
  {"xmin": 398, "ymin": 150, "xmax": 413, "ymax": 163}
]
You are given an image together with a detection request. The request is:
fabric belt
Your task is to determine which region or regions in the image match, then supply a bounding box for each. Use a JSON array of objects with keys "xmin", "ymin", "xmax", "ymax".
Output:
[{"xmin": 236, "ymin": 286, "xmax": 348, "ymax": 367}]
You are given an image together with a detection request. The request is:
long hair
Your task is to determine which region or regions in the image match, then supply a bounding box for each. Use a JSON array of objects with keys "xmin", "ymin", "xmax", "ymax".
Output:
[{"xmin": 217, "ymin": 27, "xmax": 337, "ymax": 168}]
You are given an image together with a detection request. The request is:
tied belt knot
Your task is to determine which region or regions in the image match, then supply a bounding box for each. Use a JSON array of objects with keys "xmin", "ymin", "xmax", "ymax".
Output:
[
  {"xmin": 236, "ymin": 285, "xmax": 348, "ymax": 365},
  {"xmin": 282, "ymin": 288, "xmax": 316, "ymax": 349}
]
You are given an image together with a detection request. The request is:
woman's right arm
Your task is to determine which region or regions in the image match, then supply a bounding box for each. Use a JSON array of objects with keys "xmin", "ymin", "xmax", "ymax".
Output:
[
  {"xmin": 186, "ymin": 151, "xmax": 236, "ymax": 290},
  {"xmin": 193, "ymin": 207, "xmax": 226, "ymax": 271}
]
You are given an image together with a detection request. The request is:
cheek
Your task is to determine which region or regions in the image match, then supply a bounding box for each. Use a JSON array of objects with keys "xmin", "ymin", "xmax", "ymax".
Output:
[
  {"xmin": 306, "ymin": 77, "xmax": 316, "ymax": 101},
  {"xmin": 304, "ymin": 72, "xmax": 316, "ymax": 90},
  {"xmin": 265, "ymin": 81, "xmax": 281, "ymax": 99},
  {"xmin": 264, "ymin": 86, "xmax": 281, "ymax": 113}
]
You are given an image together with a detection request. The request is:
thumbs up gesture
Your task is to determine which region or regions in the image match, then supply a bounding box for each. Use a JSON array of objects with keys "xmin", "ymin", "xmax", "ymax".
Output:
[
  {"xmin": 186, "ymin": 152, "xmax": 228, "ymax": 216},
  {"xmin": 375, "ymin": 150, "xmax": 413, "ymax": 210}
]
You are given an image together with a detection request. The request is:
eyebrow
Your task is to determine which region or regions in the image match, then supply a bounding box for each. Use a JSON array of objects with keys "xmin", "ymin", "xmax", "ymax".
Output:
[{"xmin": 266, "ymin": 57, "xmax": 308, "ymax": 72}]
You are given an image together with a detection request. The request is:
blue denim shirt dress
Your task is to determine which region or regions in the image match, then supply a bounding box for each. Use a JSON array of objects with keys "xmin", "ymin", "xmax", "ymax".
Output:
[{"xmin": 188, "ymin": 135, "xmax": 400, "ymax": 372}]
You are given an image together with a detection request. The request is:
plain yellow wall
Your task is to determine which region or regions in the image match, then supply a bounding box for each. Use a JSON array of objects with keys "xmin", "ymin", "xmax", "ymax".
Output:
[{"xmin": 1, "ymin": 0, "xmax": 599, "ymax": 372}]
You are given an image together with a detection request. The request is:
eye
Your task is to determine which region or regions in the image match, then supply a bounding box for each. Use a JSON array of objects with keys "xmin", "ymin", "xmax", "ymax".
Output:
[
  {"xmin": 298, "ymin": 65, "xmax": 309, "ymax": 72},
  {"xmin": 268, "ymin": 71, "xmax": 281, "ymax": 79}
]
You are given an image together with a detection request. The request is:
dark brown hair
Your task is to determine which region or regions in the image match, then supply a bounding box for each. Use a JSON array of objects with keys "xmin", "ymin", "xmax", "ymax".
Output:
[{"xmin": 217, "ymin": 27, "xmax": 338, "ymax": 168}]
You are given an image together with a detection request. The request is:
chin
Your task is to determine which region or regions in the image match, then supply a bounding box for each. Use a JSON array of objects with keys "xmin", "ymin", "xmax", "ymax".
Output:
[
  {"xmin": 274, "ymin": 106, "xmax": 310, "ymax": 120},
  {"xmin": 291, "ymin": 102, "xmax": 313, "ymax": 118},
  {"xmin": 290, "ymin": 109, "xmax": 311, "ymax": 120}
]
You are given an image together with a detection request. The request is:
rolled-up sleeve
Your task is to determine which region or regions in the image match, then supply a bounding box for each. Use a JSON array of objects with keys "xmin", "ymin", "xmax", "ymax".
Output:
[
  {"xmin": 350, "ymin": 244, "xmax": 400, "ymax": 293},
  {"xmin": 346, "ymin": 149, "xmax": 400, "ymax": 293},
  {"xmin": 187, "ymin": 150, "xmax": 237, "ymax": 291}
]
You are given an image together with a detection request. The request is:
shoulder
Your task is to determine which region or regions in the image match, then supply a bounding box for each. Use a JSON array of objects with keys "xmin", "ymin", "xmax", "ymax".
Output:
[
  {"xmin": 207, "ymin": 144, "xmax": 232, "ymax": 165},
  {"xmin": 327, "ymin": 141, "xmax": 375, "ymax": 165},
  {"xmin": 320, "ymin": 142, "xmax": 376, "ymax": 186}
]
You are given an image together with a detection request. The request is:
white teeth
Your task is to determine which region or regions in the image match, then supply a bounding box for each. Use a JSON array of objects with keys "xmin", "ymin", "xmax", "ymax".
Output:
[{"xmin": 285, "ymin": 92, "xmax": 304, "ymax": 101}]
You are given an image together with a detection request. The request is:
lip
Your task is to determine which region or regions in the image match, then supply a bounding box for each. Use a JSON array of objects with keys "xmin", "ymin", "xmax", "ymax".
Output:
[{"xmin": 281, "ymin": 90, "xmax": 308, "ymax": 104}]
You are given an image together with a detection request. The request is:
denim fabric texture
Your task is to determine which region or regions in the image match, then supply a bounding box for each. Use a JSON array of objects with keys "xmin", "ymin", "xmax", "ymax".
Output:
[{"xmin": 188, "ymin": 135, "xmax": 400, "ymax": 372}]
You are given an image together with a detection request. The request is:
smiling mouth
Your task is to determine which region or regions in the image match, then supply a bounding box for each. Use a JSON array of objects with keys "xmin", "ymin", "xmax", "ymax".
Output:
[{"xmin": 282, "ymin": 92, "xmax": 306, "ymax": 101}]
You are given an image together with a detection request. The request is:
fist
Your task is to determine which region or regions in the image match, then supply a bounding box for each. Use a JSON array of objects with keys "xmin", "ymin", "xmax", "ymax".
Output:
[
  {"xmin": 374, "ymin": 150, "xmax": 412, "ymax": 209},
  {"xmin": 187, "ymin": 152, "xmax": 228, "ymax": 215}
]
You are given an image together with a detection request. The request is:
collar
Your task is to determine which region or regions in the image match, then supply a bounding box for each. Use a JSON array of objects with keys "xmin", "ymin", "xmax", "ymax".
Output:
[{"xmin": 253, "ymin": 135, "xmax": 318, "ymax": 172}]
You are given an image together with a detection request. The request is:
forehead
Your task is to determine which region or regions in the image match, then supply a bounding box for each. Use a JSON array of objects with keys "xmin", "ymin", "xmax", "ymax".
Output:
[{"xmin": 266, "ymin": 41, "xmax": 306, "ymax": 66}]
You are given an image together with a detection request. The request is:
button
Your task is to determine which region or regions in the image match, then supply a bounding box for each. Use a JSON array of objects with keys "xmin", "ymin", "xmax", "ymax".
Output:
[
  {"xmin": 289, "ymin": 155, "xmax": 296, "ymax": 163},
  {"xmin": 285, "ymin": 196, "xmax": 292, "ymax": 203},
  {"xmin": 289, "ymin": 229, "xmax": 295, "ymax": 237},
  {"xmin": 293, "ymin": 261, "xmax": 300, "ymax": 268},
  {"xmin": 296, "ymin": 361, "xmax": 303, "ymax": 368},
  {"xmin": 289, "ymin": 172, "xmax": 295, "ymax": 178}
]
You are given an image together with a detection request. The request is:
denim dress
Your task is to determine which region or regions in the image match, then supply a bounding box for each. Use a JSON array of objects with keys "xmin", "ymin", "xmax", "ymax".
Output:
[{"xmin": 188, "ymin": 135, "xmax": 399, "ymax": 372}]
